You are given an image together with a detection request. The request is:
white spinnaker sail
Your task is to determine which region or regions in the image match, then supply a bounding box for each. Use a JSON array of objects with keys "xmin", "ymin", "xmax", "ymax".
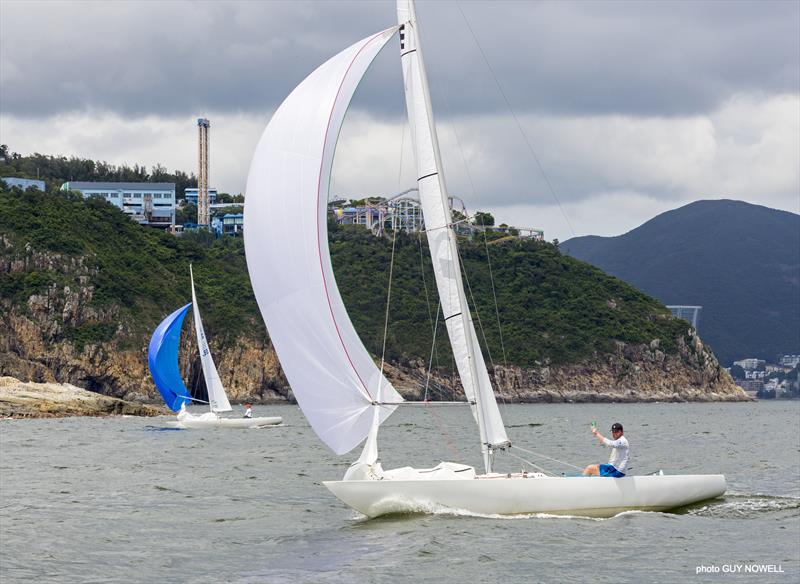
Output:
[
  {"xmin": 190, "ymin": 266, "xmax": 232, "ymax": 413},
  {"xmin": 244, "ymin": 28, "xmax": 402, "ymax": 456},
  {"xmin": 397, "ymin": 1, "xmax": 509, "ymax": 459}
]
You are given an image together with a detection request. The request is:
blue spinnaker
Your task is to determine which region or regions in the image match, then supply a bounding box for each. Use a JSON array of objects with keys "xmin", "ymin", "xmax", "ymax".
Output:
[{"xmin": 148, "ymin": 303, "xmax": 193, "ymax": 412}]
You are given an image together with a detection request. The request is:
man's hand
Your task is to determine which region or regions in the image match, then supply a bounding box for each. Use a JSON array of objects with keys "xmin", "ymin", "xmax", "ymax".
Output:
[{"xmin": 591, "ymin": 427, "xmax": 599, "ymax": 436}]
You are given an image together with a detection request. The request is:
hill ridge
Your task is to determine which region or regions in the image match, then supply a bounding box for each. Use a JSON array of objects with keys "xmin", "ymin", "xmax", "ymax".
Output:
[{"xmin": 562, "ymin": 199, "xmax": 800, "ymax": 365}]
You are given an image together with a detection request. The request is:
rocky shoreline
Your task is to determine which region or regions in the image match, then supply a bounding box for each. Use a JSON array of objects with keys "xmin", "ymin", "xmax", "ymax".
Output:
[
  {"xmin": 0, "ymin": 376, "xmax": 165, "ymax": 419},
  {"xmin": 0, "ymin": 243, "xmax": 749, "ymax": 407},
  {"xmin": 382, "ymin": 332, "xmax": 751, "ymax": 403}
]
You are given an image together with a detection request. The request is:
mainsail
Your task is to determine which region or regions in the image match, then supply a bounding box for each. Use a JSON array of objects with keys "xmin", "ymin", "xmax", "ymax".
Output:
[
  {"xmin": 397, "ymin": 0, "xmax": 509, "ymax": 471},
  {"xmin": 244, "ymin": 27, "xmax": 402, "ymax": 455},
  {"xmin": 189, "ymin": 266, "xmax": 232, "ymax": 413},
  {"xmin": 148, "ymin": 304, "xmax": 194, "ymax": 412}
]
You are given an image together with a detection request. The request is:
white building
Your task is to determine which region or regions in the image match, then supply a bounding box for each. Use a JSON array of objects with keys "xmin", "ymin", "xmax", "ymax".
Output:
[
  {"xmin": 733, "ymin": 358, "xmax": 766, "ymax": 371},
  {"xmin": 61, "ymin": 181, "xmax": 175, "ymax": 227}
]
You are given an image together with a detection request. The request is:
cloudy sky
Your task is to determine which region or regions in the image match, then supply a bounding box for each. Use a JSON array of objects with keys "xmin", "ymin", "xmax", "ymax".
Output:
[{"xmin": 1, "ymin": 0, "xmax": 798, "ymax": 241}]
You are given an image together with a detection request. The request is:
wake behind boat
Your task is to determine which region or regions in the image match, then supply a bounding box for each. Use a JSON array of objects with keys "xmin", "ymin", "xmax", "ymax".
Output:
[
  {"xmin": 243, "ymin": 0, "xmax": 724, "ymax": 517},
  {"xmin": 147, "ymin": 266, "xmax": 281, "ymax": 429}
]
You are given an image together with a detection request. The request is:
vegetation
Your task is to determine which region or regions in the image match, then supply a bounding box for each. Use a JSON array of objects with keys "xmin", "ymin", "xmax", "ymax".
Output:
[
  {"xmin": 216, "ymin": 192, "xmax": 245, "ymax": 204},
  {"xmin": 0, "ymin": 185, "xmax": 263, "ymax": 346},
  {"xmin": 472, "ymin": 211, "xmax": 494, "ymax": 227},
  {"xmin": 329, "ymin": 223, "xmax": 687, "ymax": 368},
  {"xmin": 2, "ymin": 177, "xmax": 688, "ymax": 369},
  {"xmin": 0, "ymin": 146, "xmax": 197, "ymax": 199},
  {"xmin": 175, "ymin": 203, "xmax": 198, "ymax": 225}
]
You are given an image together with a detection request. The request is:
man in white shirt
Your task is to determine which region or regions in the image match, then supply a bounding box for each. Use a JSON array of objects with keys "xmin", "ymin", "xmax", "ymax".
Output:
[
  {"xmin": 243, "ymin": 402, "xmax": 253, "ymax": 419},
  {"xmin": 583, "ymin": 422, "xmax": 629, "ymax": 477}
]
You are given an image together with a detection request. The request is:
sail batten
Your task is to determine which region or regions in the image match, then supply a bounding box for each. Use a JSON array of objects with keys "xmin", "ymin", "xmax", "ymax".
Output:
[{"xmin": 245, "ymin": 27, "xmax": 402, "ymax": 456}]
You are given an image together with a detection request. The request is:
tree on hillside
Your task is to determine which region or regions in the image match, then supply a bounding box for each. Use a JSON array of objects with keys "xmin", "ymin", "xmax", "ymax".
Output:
[
  {"xmin": 216, "ymin": 192, "xmax": 245, "ymax": 204},
  {"xmin": 473, "ymin": 211, "xmax": 495, "ymax": 227},
  {"xmin": 176, "ymin": 203, "xmax": 198, "ymax": 225},
  {"xmin": 0, "ymin": 148, "xmax": 198, "ymax": 194},
  {"xmin": 729, "ymin": 364, "xmax": 746, "ymax": 379}
]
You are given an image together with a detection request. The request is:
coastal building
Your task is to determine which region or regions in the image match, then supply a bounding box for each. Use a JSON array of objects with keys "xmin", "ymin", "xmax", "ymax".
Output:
[
  {"xmin": 184, "ymin": 187, "xmax": 218, "ymax": 205},
  {"xmin": 60, "ymin": 181, "xmax": 176, "ymax": 227},
  {"xmin": 736, "ymin": 379, "xmax": 763, "ymax": 395},
  {"xmin": 221, "ymin": 213, "xmax": 244, "ymax": 236},
  {"xmin": 666, "ymin": 305, "xmax": 702, "ymax": 330},
  {"xmin": 2, "ymin": 177, "xmax": 45, "ymax": 191},
  {"xmin": 766, "ymin": 364, "xmax": 792, "ymax": 374},
  {"xmin": 733, "ymin": 358, "xmax": 766, "ymax": 370}
]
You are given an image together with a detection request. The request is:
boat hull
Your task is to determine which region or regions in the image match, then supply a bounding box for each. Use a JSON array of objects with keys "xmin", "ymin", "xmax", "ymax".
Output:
[
  {"xmin": 323, "ymin": 474, "xmax": 726, "ymax": 518},
  {"xmin": 171, "ymin": 414, "xmax": 282, "ymax": 429}
]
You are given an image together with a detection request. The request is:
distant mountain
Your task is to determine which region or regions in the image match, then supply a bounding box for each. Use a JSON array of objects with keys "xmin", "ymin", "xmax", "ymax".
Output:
[{"xmin": 561, "ymin": 199, "xmax": 800, "ymax": 365}]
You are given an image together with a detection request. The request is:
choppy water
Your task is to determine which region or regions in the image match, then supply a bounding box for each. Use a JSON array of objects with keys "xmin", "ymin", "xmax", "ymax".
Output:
[{"xmin": 1, "ymin": 401, "xmax": 798, "ymax": 583}]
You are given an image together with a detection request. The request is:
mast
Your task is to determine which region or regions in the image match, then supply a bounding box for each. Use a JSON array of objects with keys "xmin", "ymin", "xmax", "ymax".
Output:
[{"xmin": 397, "ymin": 0, "xmax": 508, "ymax": 473}]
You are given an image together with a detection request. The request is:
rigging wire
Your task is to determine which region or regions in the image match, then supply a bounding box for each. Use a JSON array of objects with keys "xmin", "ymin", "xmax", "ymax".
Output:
[
  {"xmin": 477, "ymin": 216, "xmax": 513, "ymax": 413},
  {"xmin": 394, "ymin": 76, "xmax": 462, "ymax": 458},
  {"xmin": 423, "ymin": 38, "xmax": 512, "ymax": 414},
  {"xmin": 478, "ymin": 215, "xmax": 509, "ymax": 371},
  {"xmin": 425, "ymin": 399, "xmax": 464, "ymax": 460},
  {"xmin": 375, "ymin": 112, "xmax": 407, "ymax": 396},
  {"xmin": 376, "ymin": 223, "xmax": 398, "ymax": 392},
  {"xmin": 455, "ymin": 1, "xmax": 576, "ymax": 238},
  {"xmin": 422, "ymin": 298, "xmax": 442, "ymax": 402},
  {"xmin": 509, "ymin": 444, "xmax": 584, "ymax": 471},
  {"xmin": 454, "ymin": 242, "xmax": 496, "ymax": 374},
  {"xmin": 417, "ymin": 231, "xmax": 441, "ymax": 372},
  {"xmin": 503, "ymin": 449, "xmax": 553, "ymax": 476}
]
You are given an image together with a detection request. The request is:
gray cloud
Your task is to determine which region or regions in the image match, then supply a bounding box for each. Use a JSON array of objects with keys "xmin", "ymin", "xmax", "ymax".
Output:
[
  {"xmin": 2, "ymin": 0, "xmax": 797, "ymax": 120},
  {"xmin": 1, "ymin": 1, "xmax": 797, "ymax": 243}
]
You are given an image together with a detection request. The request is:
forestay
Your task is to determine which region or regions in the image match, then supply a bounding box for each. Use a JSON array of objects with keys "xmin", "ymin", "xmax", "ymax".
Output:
[
  {"xmin": 396, "ymin": 0, "xmax": 509, "ymax": 465},
  {"xmin": 148, "ymin": 304, "xmax": 194, "ymax": 412},
  {"xmin": 190, "ymin": 266, "xmax": 232, "ymax": 413},
  {"xmin": 244, "ymin": 27, "xmax": 402, "ymax": 455}
]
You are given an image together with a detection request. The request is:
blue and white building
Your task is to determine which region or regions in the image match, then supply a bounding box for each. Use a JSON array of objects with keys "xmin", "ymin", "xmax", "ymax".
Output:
[
  {"xmin": 184, "ymin": 187, "xmax": 217, "ymax": 205},
  {"xmin": 2, "ymin": 177, "xmax": 46, "ymax": 191},
  {"xmin": 61, "ymin": 181, "xmax": 176, "ymax": 227},
  {"xmin": 222, "ymin": 213, "xmax": 244, "ymax": 236}
]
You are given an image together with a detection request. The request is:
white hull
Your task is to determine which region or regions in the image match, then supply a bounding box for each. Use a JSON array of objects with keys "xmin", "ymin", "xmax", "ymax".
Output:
[
  {"xmin": 324, "ymin": 473, "xmax": 726, "ymax": 518},
  {"xmin": 172, "ymin": 411, "xmax": 282, "ymax": 429}
]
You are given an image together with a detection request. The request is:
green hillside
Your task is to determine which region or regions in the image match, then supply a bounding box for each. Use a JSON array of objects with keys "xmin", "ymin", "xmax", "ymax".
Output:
[
  {"xmin": 0, "ymin": 186, "xmax": 261, "ymax": 348},
  {"xmin": 1, "ymin": 184, "xmax": 690, "ymax": 369}
]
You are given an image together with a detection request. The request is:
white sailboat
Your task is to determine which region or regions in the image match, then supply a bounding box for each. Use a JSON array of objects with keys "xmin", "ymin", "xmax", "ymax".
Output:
[
  {"xmin": 244, "ymin": 0, "xmax": 725, "ymax": 517},
  {"xmin": 147, "ymin": 266, "xmax": 282, "ymax": 429}
]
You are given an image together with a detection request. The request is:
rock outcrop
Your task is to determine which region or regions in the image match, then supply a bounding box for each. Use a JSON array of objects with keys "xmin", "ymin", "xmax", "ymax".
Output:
[
  {"xmin": 0, "ymin": 376, "xmax": 165, "ymax": 418},
  {"xmin": 381, "ymin": 330, "xmax": 748, "ymax": 403},
  {"xmin": 0, "ymin": 236, "xmax": 748, "ymax": 405}
]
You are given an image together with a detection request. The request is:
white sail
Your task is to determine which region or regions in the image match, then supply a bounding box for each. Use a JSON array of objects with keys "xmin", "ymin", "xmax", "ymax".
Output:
[
  {"xmin": 244, "ymin": 28, "xmax": 402, "ymax": 455},
  {"xmin": 396, "ymin": 1, "xmax": 509, "ymax": 469},
  {"xmin": 190, "ymin": 266, "xmax": 232, "ymax": 413}
]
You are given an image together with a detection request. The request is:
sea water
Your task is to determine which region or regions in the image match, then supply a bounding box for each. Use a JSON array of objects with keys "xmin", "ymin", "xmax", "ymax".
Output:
[{"xmin": 1, "ymin": 401, "xmax": 798, "ymax": 583}]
